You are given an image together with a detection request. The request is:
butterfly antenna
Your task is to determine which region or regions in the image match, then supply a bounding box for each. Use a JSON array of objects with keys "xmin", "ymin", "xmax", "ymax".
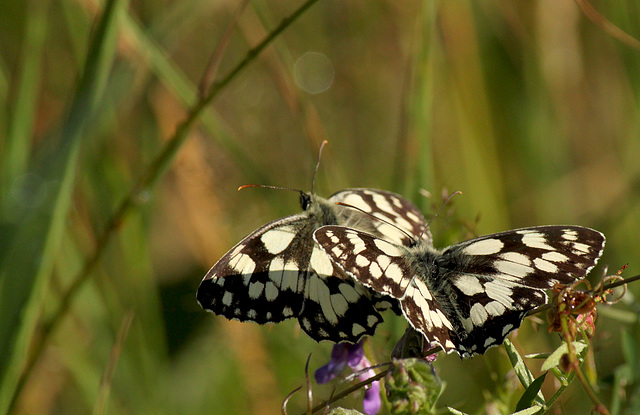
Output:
[
  {"xmin": 311, "ymin": 140, "xmax": 329, "ymax": 195},
  {"xmin": 335, "ymin": 202, "xmax": 417, "ymax": 244},
  {"xmin": 421, "ymin": 190, "xmax": 463, "ymax": 237},
  {"xmin": 238, "ymin": 184, "xmax": 302, "ymax": 193}
]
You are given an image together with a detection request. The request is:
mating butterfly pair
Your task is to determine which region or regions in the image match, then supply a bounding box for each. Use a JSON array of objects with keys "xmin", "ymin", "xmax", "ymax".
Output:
[{"xmin": 197, "ymin": 188, "xmax": 605, "ymax": 357}]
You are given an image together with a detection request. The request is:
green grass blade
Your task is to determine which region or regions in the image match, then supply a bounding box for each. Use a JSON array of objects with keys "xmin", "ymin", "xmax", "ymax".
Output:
[
  {"xmin": 0, "ymin": 0, "xmax": 49, "ymax": 199},
  {"xmin": 0, "ymin": 0, "xmax": 128, "ymax": 412}
]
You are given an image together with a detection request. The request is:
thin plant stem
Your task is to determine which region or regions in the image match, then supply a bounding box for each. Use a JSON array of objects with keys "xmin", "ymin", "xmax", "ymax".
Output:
[
  {"xmin": 304, "ymin": 369, "xmax": 389, "ymax": 415},
  {"xmin": 560, "ymin": 316, "xmax": 611, "ymax": 415}
]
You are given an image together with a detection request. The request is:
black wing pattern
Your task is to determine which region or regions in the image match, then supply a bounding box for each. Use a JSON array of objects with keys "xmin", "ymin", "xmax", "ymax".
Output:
[
  {"xmin": 314, "ymin": 225, "xmax": 605, "ymax": 356},
  {"xmin": 197, "ymin": 188, "xmax": 430, "ymax": 342}
]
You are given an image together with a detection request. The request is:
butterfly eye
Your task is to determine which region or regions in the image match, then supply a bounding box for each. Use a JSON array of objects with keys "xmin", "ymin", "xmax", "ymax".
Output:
[{"xmin": 300, "ymin": 192, "xmax": 312, "ymax": 211}]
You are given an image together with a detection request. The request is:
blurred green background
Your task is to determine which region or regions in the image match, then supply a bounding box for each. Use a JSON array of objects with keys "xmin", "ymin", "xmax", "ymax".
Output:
[{"xmin": 1, "ymin": 0, "xmax": 639, "ymax": 414}]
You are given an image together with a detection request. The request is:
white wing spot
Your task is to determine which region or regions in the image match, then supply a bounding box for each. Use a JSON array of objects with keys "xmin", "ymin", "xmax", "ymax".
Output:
[
  {"xmin": 343, "ymin": 194, "xmax": 372, "ymax": 212},
  {"xmin": 265, "ymin": 281, "xmax": 278, "ymax": 301},
  {"xmin": 484, "ymin": 280, "xmax": 514, "ymax": 306},
  {"xmin": 502, "ymin": 324, "xmax": 514, "ymax": 337},
  {"xmin": 261, "ymin": 228, "xmax": 296, "ymax": 254},
  {"xmin": 356, "ymin": 255, "xmax": 370, "ymax": 267},
  {"xmin": 309, "ymin": 274, "xmax": 337, "ymax": 324},
  {"xmin": 494, "ymin": 260, "xmax": 532, "ymax": 278},
  {"xmin": 367, "ymin": 315, "xmax": 378, "ymax": 327},
  {"xmin": 485, "ymin": 301, "xmax": 506, "ymax": 317},
  {"xmin": 352, "ymin": 242, "xmax": 366, "ymax": 255},
  {"xmin": 247, "ymin": 309, "xmax": 257, "ymax": 319},
  {"xmin": 377, "ymin": 255, "xmax": 391, "ymax": 270},
  {"xmin": 462, "ymin": 317, "xmax": 473, "ymax": 333},
  {"xmin": 533, "ymin": 257, "xmax": 558, "ymax": 273},
  {"xmin": 369, "ymin": 262, "xmax": 383, "ymax": 278},
  {"xmin": 339, "ymin": 283, "xmax": 361, "ymax": 303},
  {"xmin": 392, "ymin": 215, "xmax": 413, "ymax": 231},
  {"xmin": 269, "ymin": 257, "xmax": 299, "ymax": 291},
  {"xmin": 562, "ymin": 230, "xmax": 579, "ymax": 240},
  {"xmin": 248, "ymin": 281, "xmax": 264, "ymax": 299},
  {"xmin": 374, "ymin": 223, "xmax": 404, "ymax": 244},
  {"xmin": 302, "ymin": 318, "xmax": 312, "ymax": 331},
  {"xmin": 384, "ymin": 262, "xmax": 405, "ymax": 285},
  {"xmin": 390, "ymin": 196, "xmax": 404, "ymax": 208},
  {"xmin": 222, "ymin": 292, "xmax": 233, "ymax": 306},
  {"xmin": 499, "ymin": 252, "xmax": 531, "ymax": 266},
  {"xmin": 352, "ymin": 323, "xmax": 366, "ymax": 337},
  {"xmin": 330, "ymin": 294, "xmax": 349, "ymax": 316},
  {"xmin": 455, "ymin": 275, "xmax": 485, "ymax": 296},
  {"xmin": 542, "ymin": 251, "xmax": 569, "ymax": 263},
  {"xmin": 470, "ymin": 303, "xmax": 488, "ymax": 325},
  {"xmin": 519, "ymin": 231, "xmax": 555, "ymax": 250},
  {"xmin": 310, "ymin": 247, "xmax": 334, "ymax": 276},
  {"xmin": 462, "ymin": 238, "xmax": 505, "ymax": 255},
  {"xmin": 372, "ymin": 193, "xmax": 391, "ymax": 212},
  {"xmin": 283, "ymin": 307, "xmax": 294, "ymax": 317},
  {"xmin": 229, "ymin": 253, "xmax": 256, "ymax": 275},
  {"xmin": 571, "ymin": 242, "xmax": 591, "ymax": 254},
  {"xmin": 373, "ymin": 238, "xmax": 404, "ymax": 257},
  {"xmin": 484, "ymin": 337, "xmax": 496, "ymax": 348},
  {"xmin": 406, "ymin": 211, "xmax": 420, "ymax": 223}
]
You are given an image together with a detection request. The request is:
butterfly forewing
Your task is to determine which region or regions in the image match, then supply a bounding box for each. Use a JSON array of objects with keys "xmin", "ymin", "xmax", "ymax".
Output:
[
  {"xmin": 314, "ymin": 224, "xmax": 605, "ymax": 357},
  {"xmin": 198, "ymin": 188, "xmax": 429, "ymax": 343}
]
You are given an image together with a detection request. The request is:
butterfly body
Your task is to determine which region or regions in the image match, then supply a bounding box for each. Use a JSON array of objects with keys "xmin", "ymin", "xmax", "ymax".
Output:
[
  {"xmin": 313, "ymin": 225, "xmax": 605, "ymax": 357},
  {"xmin": 197, "ymin": 188, "xmax": 430, "ymax": 342}
]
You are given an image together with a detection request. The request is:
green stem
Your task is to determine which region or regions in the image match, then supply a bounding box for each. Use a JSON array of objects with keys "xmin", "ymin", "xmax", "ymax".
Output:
[
  {"xmin": 304, "ymin": 369, "xmax": 389, "ymax": 415},
  {"xmin": 560, "ymin": 316, "xmax": 610, "ymax": 415}
]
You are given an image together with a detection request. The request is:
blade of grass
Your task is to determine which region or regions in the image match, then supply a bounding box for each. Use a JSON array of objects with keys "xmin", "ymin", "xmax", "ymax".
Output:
[
  {"xmin": 0, "ymin": 0, "xmax": 49, "ymax": 201},
  {"xmin": 11, "ymin": 0, "xmax": 323, "ymax": 410},
  {"xmin": 504, "ymin": 339, "xmax": 545, "ymax": 406},
  {"xmin": 93, "ymin": 311, "xmax": 135, "ymax": 415},
  {"xmin": 0, "ymin": 0, "xmax": 129, "ymax": 413},
  {"xmin": 400, "ymin": 0, "xmax": 439, "ymax": 207}
]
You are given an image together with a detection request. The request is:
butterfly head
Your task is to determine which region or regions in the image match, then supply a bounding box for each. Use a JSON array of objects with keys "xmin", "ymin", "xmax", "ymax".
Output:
[{"xmin": 300, "ymin": 191, "xmax": 313, "ymax": 211}]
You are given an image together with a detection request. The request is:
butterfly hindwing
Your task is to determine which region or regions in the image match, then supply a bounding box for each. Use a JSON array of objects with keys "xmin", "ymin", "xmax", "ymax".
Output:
[
  {"xmin": 314, "ymin": 224, "xmax": 605, "ymax": 357},
  {"xmin": 198, "ymin": 188, "xmax": 429, "ymax": 342},
  {"xmin": 313, "ymin": 226, "xmax": 458, "ymax": 352},
  {"xmin": 331, "ymin": 188, "xmax": 432, "ymax": 247}
]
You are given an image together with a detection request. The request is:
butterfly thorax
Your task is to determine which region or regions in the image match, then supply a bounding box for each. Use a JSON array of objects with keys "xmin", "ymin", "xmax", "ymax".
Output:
[{"xmin": 402, "ymin": 243, "xmax": 478, "ymax": 339}]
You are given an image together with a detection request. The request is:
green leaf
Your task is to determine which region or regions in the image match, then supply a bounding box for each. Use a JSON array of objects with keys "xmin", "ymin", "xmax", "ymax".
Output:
[
  {"xmin": 515, "ymin": 373, "xmax": 547, "ymax": 412},
  {"xmin": 511, "ymin": 405, "xmax": 544, "ymax": 415},
  {"xmin": 540, "ymin": 341, "xmax": 588, "ymax": 372},
  {"xmin": 504, "ymin": 339, "xmax": 535, "ymax": 388},
  {"xmin": 446, "ymin": 407, "xmax": 470, "ymax": 415},
  {"xmin": 621, "ymin": 330, "xmax": 640, "ymax": 383},
  {"xmin": 328, "ymin": 408, "xmax": 364, "ymax": 415}
]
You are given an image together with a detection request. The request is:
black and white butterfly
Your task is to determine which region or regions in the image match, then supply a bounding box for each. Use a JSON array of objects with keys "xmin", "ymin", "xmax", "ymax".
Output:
[
  {"xmin": 197, "ymin": 188, "xmax": 433, "ymax": 342},
  {"xmin": 313, "ymin": 225, "xmax": 605, "ymax": 357}
]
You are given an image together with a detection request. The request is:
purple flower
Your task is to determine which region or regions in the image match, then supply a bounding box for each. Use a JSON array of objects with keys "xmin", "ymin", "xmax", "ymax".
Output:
[{"xmin": 315, "ymin": 341, "xmax": 382, "ymax": 415}]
